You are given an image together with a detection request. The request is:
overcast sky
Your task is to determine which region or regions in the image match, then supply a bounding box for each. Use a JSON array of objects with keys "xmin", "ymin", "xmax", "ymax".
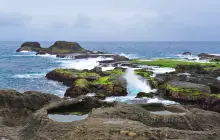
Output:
[{"xmin": 0, "ymin": 0, "xmax": 220, "ymax": 41}]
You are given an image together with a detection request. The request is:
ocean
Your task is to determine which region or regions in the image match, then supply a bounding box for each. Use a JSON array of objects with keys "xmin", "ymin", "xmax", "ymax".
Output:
[{"xmin": 0, "ymin": 41, "xmax": 220, "ymax": 99}]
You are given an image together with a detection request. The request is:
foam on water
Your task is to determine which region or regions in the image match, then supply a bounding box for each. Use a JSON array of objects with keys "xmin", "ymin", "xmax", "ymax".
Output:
[
  {"xmin": 57, "ymin": 57, "xmax": 113, "ymax": 70},
  {"xmin": 151, "ymin": 67, "xmax": 175, "ymax": 74},
  {"xmin": 13, "ymin": 73, "xmax": 45, "ymax": 79},
  {"xmin": 38, "ymin": 53, "xmax": 57, "ymax": 58},
  {"xmin": 177, "ymin": 54, "xmax": 199, "ymax": 60},
  {"xmin": 119, "ymin": 53, "xmax": 137, "ymax": 59}
]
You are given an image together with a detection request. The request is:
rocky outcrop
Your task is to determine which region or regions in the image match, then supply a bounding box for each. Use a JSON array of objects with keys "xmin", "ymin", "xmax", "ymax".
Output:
[
  {"xmin": 154, "ymin": 64, "xmax": 220, "ymax": 112},
  {"xmin": 18, "ymin": 96, "xmax": 220, "ymax": 140},
  {"xmin": 17, "ymin": 41, "xmax": 89, "ymax": 54},
  {"xmin": 1, "ymin": 92, "xmax": 220, "ymax": 140},
  {"xmin": 16, "ymin": 42, "xmax": 41, "ymax": 52},
  {"xmin": 198, "ymin": 53, "xmax": 220, "ymax": 61},
  {"xmin": 0, "ymin": 90, "xmax": 60, "ymax": 139},
  {"xmin": 46, "ymin": 68, "xmax": 128, "ymax": 98},
  {"xmin": 176, "ymin": 64, "xmax": 208, "ymax": 74}
]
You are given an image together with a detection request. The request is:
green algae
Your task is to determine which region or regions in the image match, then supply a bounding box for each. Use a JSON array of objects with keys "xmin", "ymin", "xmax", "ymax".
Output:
[
  {"xmin": 131, "ymin": 59, "xmax": 220, "ymax": 70},
  {"xmin": 166, "ymin": 83, "xmax": 201, "ymax": 96},
  {"xmin": 74, "ymin": 79, "xmax": 89, "ymax": 88}
]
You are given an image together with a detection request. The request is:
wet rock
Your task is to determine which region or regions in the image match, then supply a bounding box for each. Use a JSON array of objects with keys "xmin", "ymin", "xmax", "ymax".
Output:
[{"xmin": 136, "ymin": 92, "xmax": 154, "ymax": 98}]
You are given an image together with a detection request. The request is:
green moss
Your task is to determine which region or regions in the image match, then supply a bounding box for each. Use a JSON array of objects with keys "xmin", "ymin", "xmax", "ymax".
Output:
[
  {"xmin": 74, "ymin": 79, "xmax": 89, "ymax": 88},
  {"xmin": 93, "ymin": 76, "xmax": 112, "ymax": 85},
  {"xmin": 166, "ymin": 83, "xmax": 201, "ymax": 96},
  {"xmin": 134, "ymin": 69, "xmax": 153, "ymax": 79},
  {"xmin": 55, "ymin": 68, "xmax": 100, "ymax": 79},
  {"xmin": 109, "ymin": 68, "xmax": 124, "ymax": 75},
  {"xmin": 131, "ymin": 59, "xmax": 220, "ymax": 70},
  {"xmin": 55, "ymin": 68, "xmax": 73, "ymax": 76}
]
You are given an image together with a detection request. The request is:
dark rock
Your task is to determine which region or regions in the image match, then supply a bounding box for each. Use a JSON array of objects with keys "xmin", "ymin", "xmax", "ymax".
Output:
[
  {"xmin": 175, "ymin": 64, "xmax": 208, "ymax": 74},
  {"xmin": 168, "ymin": 81, "xmax": 211, "ymax": 94},
  {"xmin": 0, "ymin": 90, "xmax": 60, "ymax": 126},
  {"xmin": 16, "ymin": 42, "xmax": 41, "ymax": 52},
  {"xmin": 113, "ymin": 55, "xmax": 129, "ymax": 61},
  {"xmin": 2, "ymin": 94, "xmax": 220, "ymax": 140},
  {"xmin": 136, "ymin": 92, "xmax": 154, "ymax": 98},
  {"xmin": 198, "ymin": 53, "xmax": 220, "ymax": 60},
  {"xmin": 182, "ymin": 52, "xmax": 192, "ymax": 55}
]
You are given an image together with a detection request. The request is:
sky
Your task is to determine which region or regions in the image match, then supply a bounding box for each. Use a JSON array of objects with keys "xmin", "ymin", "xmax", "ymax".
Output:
[{"xmin": 0, "ymin": 0, "xmax": 220, "ymax": 41}]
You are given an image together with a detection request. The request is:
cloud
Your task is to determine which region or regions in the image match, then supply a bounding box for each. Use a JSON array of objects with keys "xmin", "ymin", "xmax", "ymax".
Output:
[
  {"xmin": 0, "ymin": 0, "xmax": 220, "ymax": 41},
  {"xmin": 0, "ymin": 12, "xmax": 31, "ymax": 27}
]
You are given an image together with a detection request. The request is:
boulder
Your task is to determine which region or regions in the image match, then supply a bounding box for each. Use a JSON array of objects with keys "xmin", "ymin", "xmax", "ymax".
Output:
[
  {"xmin": 168, "ymin": 81, "xmax": 211, "ymax": 94},
  {"xmin": 0, "ymin": 90, "xmax": 60, "ymax": 126},
  {"xmin": 113, "ymin": 55, "xmax": 129, "ymax": 61},
  {"xmin": 175, "ymin": 64, "xmax": 208, "ymax": 74},
  {"xmin": 46, "ymin": 68, "xmax": 101, "ymax": 86},
  {"xmin": 65, "ymin": 79, "xmax": 90, "ymax": 98},
  {"xmin": 16, "ymin": 42, "xmax": 41, "ymax": 52}
]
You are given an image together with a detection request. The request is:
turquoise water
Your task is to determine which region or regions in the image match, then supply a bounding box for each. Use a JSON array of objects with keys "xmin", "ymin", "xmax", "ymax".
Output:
[{"xmin": 0, "ymin": 41, "xmax": 220, "ymax": 96}]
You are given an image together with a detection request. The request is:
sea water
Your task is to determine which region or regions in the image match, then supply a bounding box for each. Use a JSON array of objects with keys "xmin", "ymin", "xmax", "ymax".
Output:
[{"xmin": 0, "ymin": 41, "xmax": 220, "ymax": 100}]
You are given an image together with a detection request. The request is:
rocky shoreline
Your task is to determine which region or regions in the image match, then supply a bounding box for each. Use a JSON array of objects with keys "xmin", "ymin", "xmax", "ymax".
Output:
[
  {"xmin": 1, "ymin": 42, "xmax": 220, "ymax": 139},
  {"xmin": 1, "ymin": 90, "xmax": 220, "ymax": 140}
]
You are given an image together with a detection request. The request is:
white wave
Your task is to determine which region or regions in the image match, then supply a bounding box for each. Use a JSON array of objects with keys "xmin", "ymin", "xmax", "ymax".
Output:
[
  {"xmin": 105, "ymin": 96, "xmax": 176, "ymax": 105},
  {"xmin": 57, "ymin": 57, "xmax": 113, "ymax": 70},
  {"xmin": 151, "ymin": 67, "xmax": 175, "ymax": 74},
  {"xmin": 105, "ymin": 68, "xmax": 176, "ymax": 105},
  {"xmin": 209, "ymin": 53, "xmax": 220, "ymax": 56},
  {"xmin": 37, "ymin": 53, "xmax": 57, "ymax": 58},
  {"xmin": 119, "ymin": 53, "xmax": 137, "ymax": 59},
  {"xmin": 124, "ymin": 68, "xmax": 156, "ymax": 94},
  {"xmin": 102, "ymin": 66, "xmax": 115, "ymax": 71},
  {"xmin": 19, "ymin": 50, "xmax": 35, "ymax": 53},
  {"xmin": 13, "ymin": 73, "xmax": 45, "ymax": 79},
  {"xmin": 177, "ymin": 54, "xmax": 199, "ymax": 60}
]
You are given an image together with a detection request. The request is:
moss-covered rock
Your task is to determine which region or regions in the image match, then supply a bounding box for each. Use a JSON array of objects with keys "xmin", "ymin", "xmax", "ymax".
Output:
[
  {"xmin": 65, "ymin": 79, "xmax": 90, "ymax": 98},
  {"xmin": 47, "ymin": 41, "xmax": 88, "ymax": 54},
  {"xmin": 17, "ymin": 41, "xmax": 90, "ymax": 54},
  {"xmin": 46, "ymin": 68, "xmax": 101, "ymax": 86},
  {"xmin": 130, "ymin": 59, "xmax": 220, "ymax": 71},
  {"xmin": 134, "ymin": 69, "xmax": 157, "ymax": 88},
  {"xmin": 47, "ymin": 67, "xmax": 128, "ymax": 98},
  {"xmin": 16, "ymin": 42, "xmax": 42, "ymax": 52}
]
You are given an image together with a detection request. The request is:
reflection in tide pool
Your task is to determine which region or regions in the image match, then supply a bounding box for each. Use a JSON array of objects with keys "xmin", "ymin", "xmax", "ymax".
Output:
[{"xmin": 48, "ymin": 114, "xmax": 88, "ymax": 122}]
